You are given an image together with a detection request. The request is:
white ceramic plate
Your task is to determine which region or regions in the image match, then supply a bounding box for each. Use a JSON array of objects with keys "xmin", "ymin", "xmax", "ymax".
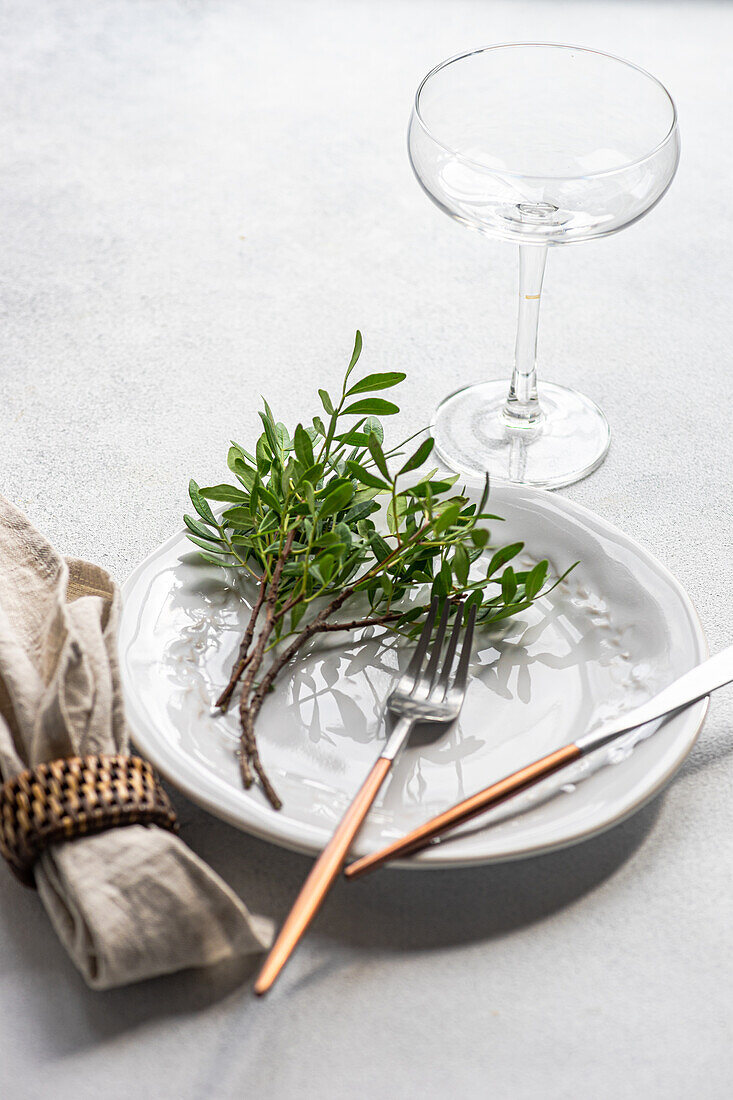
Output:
[{"xmin": 119, "ymin": 485, "xmax": 707, "ymax": 868}]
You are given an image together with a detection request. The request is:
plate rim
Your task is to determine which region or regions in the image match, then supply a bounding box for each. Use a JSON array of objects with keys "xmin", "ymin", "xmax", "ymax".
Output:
[{"xmin": 120, "ymin": 484, "xmax": 708, "ymax": 869}]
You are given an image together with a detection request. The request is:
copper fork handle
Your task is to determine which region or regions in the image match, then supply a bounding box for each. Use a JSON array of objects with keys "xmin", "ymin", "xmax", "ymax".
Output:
[
  {"xmin": 254, "ymin": 754, "xmax": 393, "ymax": 995},
  {"xmin": 344, "ymin": 743, "xmax": 582, "ymax": 880}
]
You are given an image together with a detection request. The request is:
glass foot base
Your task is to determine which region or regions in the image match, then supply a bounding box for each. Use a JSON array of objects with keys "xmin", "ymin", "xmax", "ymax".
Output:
[{"xmin": 432, "ymin": 380, "xmax": 610, "ymax": 489}]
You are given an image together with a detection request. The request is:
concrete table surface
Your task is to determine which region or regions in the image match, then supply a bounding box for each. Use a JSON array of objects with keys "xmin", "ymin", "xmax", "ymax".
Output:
[{"xmin": 1, "ymin": 1, "xmax": 732, "ymax": 1097}]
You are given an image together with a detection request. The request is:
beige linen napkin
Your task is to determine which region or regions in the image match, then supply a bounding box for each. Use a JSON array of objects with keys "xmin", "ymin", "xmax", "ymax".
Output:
[{"xmin": 0, "ymin": 495, "xmax": 273, "ymax": 989}]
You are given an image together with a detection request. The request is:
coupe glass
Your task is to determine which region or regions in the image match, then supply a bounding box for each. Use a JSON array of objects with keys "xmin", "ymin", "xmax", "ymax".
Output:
[{"xmin": 409, "ymin": 44, "xmax": 680, "ymax": 487}]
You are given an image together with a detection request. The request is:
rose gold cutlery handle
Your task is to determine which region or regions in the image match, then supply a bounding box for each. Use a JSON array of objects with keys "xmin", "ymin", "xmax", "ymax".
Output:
[
  {"xmin": 254, "ymin": 755, "xmax": 393, "ymax": 995},
  {"xmin": 344, "ymin": 743, "xmax": 582, "ymax": 880}
]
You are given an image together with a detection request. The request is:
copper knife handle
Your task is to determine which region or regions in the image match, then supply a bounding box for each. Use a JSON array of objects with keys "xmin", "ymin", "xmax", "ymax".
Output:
[
  {"xmin": 254, "ymin": 754, "xmax": 392, "ymax": 995},
  {"xmin": 344, "ymin": 743, "xmax": 582, "ymax": 880}
]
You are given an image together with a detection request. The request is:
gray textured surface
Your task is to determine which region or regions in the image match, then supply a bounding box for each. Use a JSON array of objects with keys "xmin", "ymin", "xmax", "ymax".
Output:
[{"xmin": 1, "ymin": 1, "xmax": 732, "ymax": 1097}]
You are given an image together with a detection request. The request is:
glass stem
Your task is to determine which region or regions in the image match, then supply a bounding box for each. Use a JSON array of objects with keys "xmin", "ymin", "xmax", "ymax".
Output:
[{"xmin": 503, "ymin": 243, "xmax": 547, "ymax": 426}]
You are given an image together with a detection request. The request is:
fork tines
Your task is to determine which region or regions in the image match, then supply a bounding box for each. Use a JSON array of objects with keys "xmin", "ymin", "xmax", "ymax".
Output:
[{"xmin": 400, "ymin": 598, "xmax": 476, "ymax": 703}]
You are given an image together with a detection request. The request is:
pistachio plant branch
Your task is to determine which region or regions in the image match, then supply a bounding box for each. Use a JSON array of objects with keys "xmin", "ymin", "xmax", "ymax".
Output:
[
  {"xmin": 236, "ymin": 528, "xmax": 295, "ymax": 789},
  {"xmin": 187, "ymin": 331, "xmax": 572, "ymax": 808},
  {"xmin": 215, "ymin": 573, "xmax": 267, "ymax": 712},
  {"xmin": 260, "ymin": 609, "xmax": 403, "ymax": 657}
]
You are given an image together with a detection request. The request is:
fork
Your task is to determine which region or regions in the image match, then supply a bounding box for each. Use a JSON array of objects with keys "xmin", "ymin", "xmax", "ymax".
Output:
[
  {"xmin": 253, "ymin": 597, "xmax": 477, "ymax": 995},
  {"xmin": 343, "ymin": 643, "xmax": 733, "ymax": 879}
]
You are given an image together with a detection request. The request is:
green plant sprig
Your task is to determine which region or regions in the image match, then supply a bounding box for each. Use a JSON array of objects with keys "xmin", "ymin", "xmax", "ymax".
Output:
[{"xmin": 185, "ymin": 331, "xmax": 575, "ymax": 808}]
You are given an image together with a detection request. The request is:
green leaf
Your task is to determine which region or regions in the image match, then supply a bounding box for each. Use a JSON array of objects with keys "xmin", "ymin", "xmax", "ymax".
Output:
[
  {"xmin": 542, "ymin": 561, "xmax": 579, "ymax": 596},
  {"xmin": 367, "ymin": 434, "xmax": 391, "ymax": 480},
  {"xmin": 258, "ymin": 410, "xmax": 279, "ymax": 454},
  {"xmin": 221, "ymin": 505, "xmax": 256, "ymax": 526},
  {"xmin": 314, "ymin": 554, "xmax": 334, "ymax": 584},
  {"xmin": 524, "ymin": 560, "xmax": 548, "ymax": 600},
  {"xmin": 431, "ymin": 560, "xmax": 452, "ymax": 598},
  {"xmin": 318, "ymin": 481, "xmax": 354, "ymax": 518},
  {"xmin": 484, "ymin": 599, "xmax": 534, "ymax": 624},
  {"xmin": 487, "ymin": 542, "xmax": 523, "ymax": 577},
  {"xmin": 227, "ymin": 445, "xmax": 249, "ymax": 474},
  {"xmin": 199, "ymin": 484, "xmax": 249, "ymax": 503},
  {"xmin": 184, "ymin": 514, "xmax": 223, "ymax": 542},
  {"xmin": 344, "ymin": 330, "xmax": 363, "ymax": 385},
  {"xmin": 346, "ymin": 371, "xmax": 406, "ymax": 396},
  {"xmin": 411, "ymin": 476, "xmax": 458, "ymax": 497},
  {"xmin": 343, "ymin": 398, "xmax": 399, "ymax": 416},
  {"xmin": 335, "ymin": 419, "xmax": 367, "ymax": 445},
  {"xmin": 194, "ymin": 548, "xmax": 233, "ymax": 567},
  {"xmin": 397, "ymin": 607, "xmax": 425, "ymax": 626},
  {"xmin": 501, "ymin": 566, "xmax": 518, "ymax": 603},
  {"xmin": 318, "ymin": 389, "xmax": 335, "ymax": 415},
  {"xmin": 189, "ymin": 480, "xmax": 217, "ymax": 526},
  {"xmin": 344, "ymin": 499, "xmax": 380, "ymax": 525},
  {"xmin": 362, "ymin": 416, "xmax": 383, "ymax": 444},
  {"xmin": 250, "ymin": 473, "xmax": 260, "ymax": 514},
  {"xmin": 290, "ymin": 601, "xmax": 306, "ymax": 632},
  {"xmin": 351, "ymin": 485, "xmax": 381, "ymax": 506},
  {"xmin": 346, "ymin": 460, "xmax": 389, "ymax": 491},
  {"xmin": 364, "ymin": 578, "xmax": 380, "ymax": 607},
  {"xmin": 258, "ymin": 485, "xmax": 281, "ymax": 514},
  {"xmin": 275, "ymin": 422, "xmax": 290, "ymax": 460},
  {"xmin": 465, "ymin": 588, "xmax": 484, "ymax": 613},
  {"xmin": 230, "ymin": 537, "xmax": 255, "ymax": 554},
  {"xmin": 432, "ymin": 502, "xmax": 460, "ymax": 533},
  {"xmin": 334, "ymin": 522, "xmax": 352, "ymax": 550},
  {"xmin": 231, "ymin": 461, "xmax": 255, "ymax": 492},
  {"xmin": 256, "ymin": 509, "xmax": 280, "ymax": 535},
  {"xmin": 293, "ymin": 424, "xmax": 314, "ymax": 467},
  {"xmin": 279, "ymin": 457, "xmax": 294, "ymax": 496},
  {"xmin": 386, "ymin": 498, "xmax": 398, "ymax": 535},
  {"xmin": 185, "ymin": 533, "xmax": 229, "ymax": 555},
  {"xmin": 313, "ymin": 531, "xmax": 342, "ymax": 550},
  {"xmin": 299, "ymin": 462, "xmax": 324, "ymax": 486},
  {"xmin": 471, "ymin": 528, "xmax": 490, "ymax": 550},
  {"xmin": 341, "ymin": 434, "xmax": 371, "ymax": 449},
  {"xmin": 335, "ymin": 548, "xmax": 364, "ymax": 585},
  {"xmin": 387, "ymin": 491, "xmax": 411, "ymax": 535},
  {"xmin": 229, "ymin": 440, "xmax": 256, "ymax": 464},
  {"xmin": 369, "ymin": 531, "xmax": 392, "ymax": 563},
  {"xmin": 398, "ymin": 436, "xmax": 434, "ymax": 476},
  {"xmin": 476, "ymin": 474, "xmax": 491, "ymax": 520},
  {"xmin": 453, "ymin": 544, "xmax": 470, "ymax": 587},
  {"xmin": 315, "ymin": 476, "xmax": 351, "ymax": 499},
  {"xmin": 256, "ymin": 435, "xmax": 271, "ymax": 473}
]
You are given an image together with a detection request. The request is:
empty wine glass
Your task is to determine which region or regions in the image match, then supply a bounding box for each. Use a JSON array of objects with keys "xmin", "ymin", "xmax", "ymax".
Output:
[{"xmin": 409, "ymin": 43, "xmax": 680, "ymax": 487}]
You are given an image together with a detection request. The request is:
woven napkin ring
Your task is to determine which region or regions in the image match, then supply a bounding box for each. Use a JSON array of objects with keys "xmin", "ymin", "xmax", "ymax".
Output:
[{"xmin": 0, "ymin": 754, "xmax": 178, "ymax": 887}]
